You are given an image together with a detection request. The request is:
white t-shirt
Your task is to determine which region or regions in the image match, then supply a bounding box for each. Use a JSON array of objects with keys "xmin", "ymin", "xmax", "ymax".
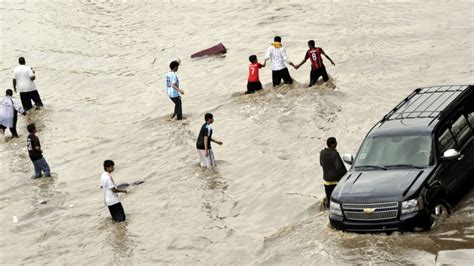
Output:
[
  {"xmin": 265, "ymin": 46, "xmax": 292, "ymax": 71},
  {"xmin": 100, "ymin": 172, "xmax": 120, "ymax": 206},
  {"xmin": 12, "ymin": 65, "xmax": 37, "ymax": 93}
]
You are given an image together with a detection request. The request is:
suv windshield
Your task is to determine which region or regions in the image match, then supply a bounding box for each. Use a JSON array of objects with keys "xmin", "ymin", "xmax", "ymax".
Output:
[{"xmin": 354, "ymin": 133, "xmax": 433, "ymax": 169}]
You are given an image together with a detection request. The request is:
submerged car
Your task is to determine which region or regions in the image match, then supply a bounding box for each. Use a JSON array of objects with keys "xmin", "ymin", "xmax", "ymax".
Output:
[{"xmin": 330, "ymin": 85, "xmax": 474, "ymax": 232}]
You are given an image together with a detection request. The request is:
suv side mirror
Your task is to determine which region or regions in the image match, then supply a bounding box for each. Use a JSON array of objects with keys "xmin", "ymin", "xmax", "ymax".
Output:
[
  {"xmin": 342, "ymin": 154, "xmax": 354, "ymax": 165},
  {"xmin": 441, "ymin": 148, "xmax": 461, "ymax": 161}
]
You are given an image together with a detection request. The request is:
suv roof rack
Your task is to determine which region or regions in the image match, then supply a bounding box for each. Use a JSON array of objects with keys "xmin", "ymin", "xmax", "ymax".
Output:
[{"xmin": 381, "ymin": 85, "xmax": 471, "ymax": 124}]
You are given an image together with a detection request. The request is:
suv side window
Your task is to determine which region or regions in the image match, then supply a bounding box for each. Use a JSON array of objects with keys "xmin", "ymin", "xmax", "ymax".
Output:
[
  {"xmin": 468, "ymin": 112, "xmax": 474, "ymax": 128},
  {"xmin": 451, "ymin": 114, "xmax": 472, "ymax": 147},
  {"xmin": 438, "ymin": 128, "xmax": 456, "ymax": 154}
]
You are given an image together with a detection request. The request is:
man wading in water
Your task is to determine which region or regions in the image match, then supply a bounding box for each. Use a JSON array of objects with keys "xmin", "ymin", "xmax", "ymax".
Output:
[{"xmin": 320, "ymin": 137, "xmax": 346, "ymax": 208}]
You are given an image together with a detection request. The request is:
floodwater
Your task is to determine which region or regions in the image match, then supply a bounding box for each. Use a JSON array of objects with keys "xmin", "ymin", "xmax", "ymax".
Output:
[{"xmin": 1, "ymin": 0, "xmax": 473, "ymax": 264}]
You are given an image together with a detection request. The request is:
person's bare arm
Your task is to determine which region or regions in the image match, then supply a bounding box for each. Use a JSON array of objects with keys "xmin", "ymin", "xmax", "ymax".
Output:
[
  {"xmin": 172, "ymin": 83, "xmax": 184, "ymax": 95},
  {"xmin": 211, "ymin": 138, "xmax": 223, "ymax": 145},
  {"xmin": 204, "ymin": 136, "xmax": 209, "ymax": 157},
  {"xmin": 295, "ymin": 58, "xmax": 308, "ymax": 70},
  {"xmin": 112, "ymin": 187, "xmax": 128, "ymax": 193},
  {"xmin": 322, "ymin": 50, "xmax": 335, "ymax": 66}
]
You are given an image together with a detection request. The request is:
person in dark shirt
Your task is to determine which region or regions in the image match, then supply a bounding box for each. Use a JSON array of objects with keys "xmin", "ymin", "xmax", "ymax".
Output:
[
  {"xmin": 295, "ymin": 40, "xmax": 335, "ymax": 87},
  {"xmin": 27, "ymin": 123, "xmax": 51, "ymax": 178},
  {"xmin": 320, "ymin": 137, "xmax": 347, "ymax": 208},
  {"xmin": 196, "ymin": 113, "xmax": 223, "ymax": 168}
]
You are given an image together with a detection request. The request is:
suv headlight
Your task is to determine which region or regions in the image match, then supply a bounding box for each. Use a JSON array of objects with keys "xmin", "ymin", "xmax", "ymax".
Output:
[
  {"xmin": 401, "ymin": 199, "xmax": 419, "ymax": 214},
  {"xmin": 330, "ymin": 200, "xmax": 343, "ymax": 216}
]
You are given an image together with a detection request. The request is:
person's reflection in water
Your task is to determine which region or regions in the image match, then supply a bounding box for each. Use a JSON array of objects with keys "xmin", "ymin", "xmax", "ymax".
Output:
[{"xmin": 100, "ymin": 219, "xmax": 134, "ymax": 260}]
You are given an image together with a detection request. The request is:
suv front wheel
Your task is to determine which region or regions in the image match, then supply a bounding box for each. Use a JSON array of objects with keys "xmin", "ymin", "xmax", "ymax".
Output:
[{"xmin": 421, "ymin": 200, "xmax": 450, "ymax": 231}]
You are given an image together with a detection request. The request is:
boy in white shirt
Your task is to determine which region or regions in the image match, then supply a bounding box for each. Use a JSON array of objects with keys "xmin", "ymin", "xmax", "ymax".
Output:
[{"xmin": 100, "ymin": 160, "xmax": 128, "ymax": 222}]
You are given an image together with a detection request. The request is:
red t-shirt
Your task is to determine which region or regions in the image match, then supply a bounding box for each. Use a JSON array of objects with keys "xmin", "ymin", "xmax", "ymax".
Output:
[
  {"xmin": 248, "ymin": 63, "xmax": 263, "ymax": 82},
  {"xmin": 305, "ymin": 47, "xmax": 324, "ymax": 70}
]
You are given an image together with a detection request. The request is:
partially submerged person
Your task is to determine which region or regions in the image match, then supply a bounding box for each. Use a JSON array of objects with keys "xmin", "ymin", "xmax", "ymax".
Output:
[
  {"xmin": 320, "ymin": 137, "xmax": 346, "ymax": 208},
  {"xmin": 12, "ymin": 57, "xmax": 44, "ymax": 111},
  {"xmin": 26, "ymin": 123, "xmax": 51, "ymax": 178},
  {"xmin": 0, "ymin": 89, "xmax": 26, "ymax": 138},
  {"xmin": 100, "ymin": 160, "xmax": 128, "ymax": 222},
  {"xmin": 295, "ymin": 40, "xmax": 335, "ymax": 87},
  {"xmin": 246, "ymin": 55, "xmax": 266, "ymax": 94},
  {"xmin": 265, "ymin": 36, "xmax": 296, "ymax": 87},
  {"xmin": 196, "ymin": 113, "xmax": 223, "ymax": 168},
  {"xmin": 166, "ymin": 60, "xmax": 185, "ymax": 120}
]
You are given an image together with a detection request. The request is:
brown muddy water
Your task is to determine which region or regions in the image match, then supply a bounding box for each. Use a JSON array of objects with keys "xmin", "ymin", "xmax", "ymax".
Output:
[{"xmin": 1, "ymin": 0, "xmax": 473, "ymax": 264}]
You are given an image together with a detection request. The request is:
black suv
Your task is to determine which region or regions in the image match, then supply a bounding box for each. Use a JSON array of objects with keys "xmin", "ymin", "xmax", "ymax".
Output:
[{"xmin": 329, "ymin": 85, "xmax": 474, "ymax": 232}]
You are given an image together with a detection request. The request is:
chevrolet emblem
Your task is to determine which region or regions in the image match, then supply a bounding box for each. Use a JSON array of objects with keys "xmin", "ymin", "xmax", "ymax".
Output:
[{"xmin": 363, "ymin": 208, "xmax": 376, "ymax": 214}]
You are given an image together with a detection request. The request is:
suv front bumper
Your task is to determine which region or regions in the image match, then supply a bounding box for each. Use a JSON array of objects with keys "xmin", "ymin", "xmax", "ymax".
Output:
[{"xmin": 329, "ymin": 211, "xmax": 429, "ymax": 232}]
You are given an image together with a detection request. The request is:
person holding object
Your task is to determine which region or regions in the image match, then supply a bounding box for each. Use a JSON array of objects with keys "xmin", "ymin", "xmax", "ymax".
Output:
[
  {"xmin": 12, "ymin": 57, "xmax": 44, "ymax": 111},
  {"xmin": 26, "ymin": 123, "xmax": 51, "ymax": 178},
  {"xmin": 320, "ymin": 137, "xmax": 346, "ymax": 208},
  {"xmin": 265, "ymin": 36, "xmax": 296, "ymax": 87},
  {"xmin": 166, "ymin": 60, "xmax": 185, "ymax": 120},
  {"xmin": 100, "ymin": 160, "xmax": 128, "ymax": 222},
  {"xmin": 196, "ymin": 113, "xmax": 223, "ymax": 168},
  {"xmin": 295, "ymin": 40, "xmax": 335, "ymax": 87},
  {"xmin": 0, "ymin": 89, "xmax": 26, "ymax": 138}
]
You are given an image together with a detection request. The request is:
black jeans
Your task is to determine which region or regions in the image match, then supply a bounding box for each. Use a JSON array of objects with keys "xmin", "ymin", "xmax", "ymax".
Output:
[
  {"xmin": 324, "ymin": 184, "xmax": 337, "ymax": 207},
  {"xmin": 309, "ymin": 67, "xmax": 329, "ymax": 87},
  {"xmin": 170, "ymin": 96, "xmax": 182, "ymax": 120},
  {"xmin": 272, "ymin": 68, "xmax": 293, "ymax": 87},
  {"xmin": 108, "ymin": 202, "xmax": 126, "ymax": 222},
  {"xmin": 20, "ymin": 90, "xmax": 43, "ymax": 111}
]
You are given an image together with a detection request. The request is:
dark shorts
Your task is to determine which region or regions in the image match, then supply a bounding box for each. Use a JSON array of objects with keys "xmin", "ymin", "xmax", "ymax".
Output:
[
  {"xmin": 309, "ymin": 67, "xmax": 329, "ymax": 86},
  {"xmin": 246, "ymin": 81, "xmax": 263, "ymax": 94},
  {"xmin": 272, "ymin": 68, "xmax": 293, "ymax": 87},
  {"xmin": 108, "ymin": 202, "xmax": 126, "ymax": 222}
]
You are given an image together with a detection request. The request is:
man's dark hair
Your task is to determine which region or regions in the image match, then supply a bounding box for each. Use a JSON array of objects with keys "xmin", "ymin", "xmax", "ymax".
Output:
[
  {"xmin": 204, "ymin": 113, "xmax": 213, "ymax": 121},
  {"xmin": 6, "ymin": 89, "xmax": 13, "ymax": 96},
  {"xmin": 103, "ymin": 160, "xmax": 115, "ymax": 170},
  {"xmin": 308, "ymin": 40, "xmax": 315, "ymax": 47},
  {"xmin": 18, "ymin": 57, "xmax": 25, "ymax": 65},
  {"xmin": 27, "ymin": 123, "xmax": 36, "ymax": 133},
  {"xmin": 169, "ymin": 61, "xmax": 180, "ymax": 70},
  {"xmin": 274, "ymin": 36, "xmax": 281, "ymax": 42},
  {"xmin": 327, "ymin": 137, "xmax": 337, "ymax": 147},
  {"xmin": 249, "ymin": 55, "xmax": 257, "ymax": 63}
]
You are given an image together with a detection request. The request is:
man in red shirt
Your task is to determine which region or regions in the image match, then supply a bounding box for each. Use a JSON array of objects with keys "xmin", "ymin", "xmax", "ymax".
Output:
[
  {"xmin": 295, "ymin": 40, "xmax": 335, "ymax": 87},
  {"xmin": 246, "ymin": 55, "xmax": 266, "ymax": 94}
]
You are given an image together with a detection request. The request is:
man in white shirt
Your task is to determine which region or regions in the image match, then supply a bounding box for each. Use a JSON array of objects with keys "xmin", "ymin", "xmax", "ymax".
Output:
[
  {"xmin": 265, "ymin": 36, "xmax": 297, "ymax": 87},
  {"xmin": 100, "ymin": 160, "xmax": 128, "ymax": 222},
  {"xmin": 12, "ymin": 57, "xmax": 44, "ymax": 111}
]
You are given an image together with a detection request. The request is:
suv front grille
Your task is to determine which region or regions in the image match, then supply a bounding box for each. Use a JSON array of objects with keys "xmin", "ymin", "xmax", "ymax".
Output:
[{"xmin": 342, "ymin": 202, "xmax": 399, "ymax": 221}]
